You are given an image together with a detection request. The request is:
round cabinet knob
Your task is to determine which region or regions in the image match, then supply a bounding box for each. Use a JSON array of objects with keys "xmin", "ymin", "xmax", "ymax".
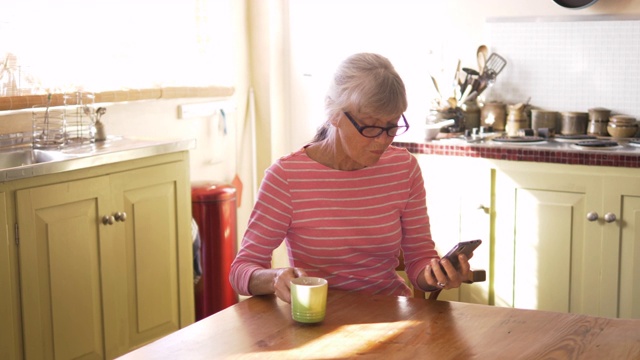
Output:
[
  {"xmin": 114, "ymin": 212, "xmax": 127, "ymax": 222},
  {"xmin": 604, "ymin": 212, "xmax": 617, "ymax": 223},
  {"xmin": 586, "ymin": 212, "xmax": 599, "ymax": 222},
  {"xmin": 102, "ymin": 215, "xmax": 115, "ymax": 225}
]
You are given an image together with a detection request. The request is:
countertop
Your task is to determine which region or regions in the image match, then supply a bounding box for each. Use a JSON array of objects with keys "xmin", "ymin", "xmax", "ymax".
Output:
[
  {"xmin": 394, "ymin": 135, "xmax": 640, "ymax": 168},
  {"xmin": 0, "ymin": 136, "xmax": 196, "ymax": 182}
]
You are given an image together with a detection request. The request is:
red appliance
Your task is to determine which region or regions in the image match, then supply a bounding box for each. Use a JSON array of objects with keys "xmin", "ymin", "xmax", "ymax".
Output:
[{"xmin": 191, "ymin": 182, "xmax": 238, "ymax": 320}]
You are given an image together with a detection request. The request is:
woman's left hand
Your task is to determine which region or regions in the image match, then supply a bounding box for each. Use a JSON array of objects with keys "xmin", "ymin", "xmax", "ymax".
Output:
[{"xmin": 423, "ymin": 253, "xmax": 471, "ymax": 290}]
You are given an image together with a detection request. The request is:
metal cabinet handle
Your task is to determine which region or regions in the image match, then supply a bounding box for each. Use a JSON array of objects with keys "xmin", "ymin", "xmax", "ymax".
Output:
[
  {"xmin": 586, "ymin": 212, "xmax": 599, "ymax": 222},
  {"xmin": 604, "ymin": 212, "xmax": 617, "ymax": 223},
  {"xmin": 102, "ymin": 215, "xmax": 115, "ymax": 225},
  {"xmin": 114, "ymin": 212, "xmax": 127, "ymax": 222},
  {"xmin": 477, "ymin": 205, "xmax": 489, "ymax": 214}
]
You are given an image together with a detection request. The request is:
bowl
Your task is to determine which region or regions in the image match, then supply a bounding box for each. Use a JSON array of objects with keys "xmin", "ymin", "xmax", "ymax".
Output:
[
  {"xmin": 425, "ymin": 127, "xmax": 441, "ymax": 141},
  {"xmin": 425, "ymin": 119, "xmax": 456, "ymax": 141},
  {"xmin": 607, "ymin": 123, "xmax": 638, "ymax": 138}
]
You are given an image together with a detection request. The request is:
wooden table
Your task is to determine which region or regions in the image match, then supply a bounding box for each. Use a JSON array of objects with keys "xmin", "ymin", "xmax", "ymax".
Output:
[{"xmin": 118, "ymin": 290, "xmax": 640, "ymax": 359}]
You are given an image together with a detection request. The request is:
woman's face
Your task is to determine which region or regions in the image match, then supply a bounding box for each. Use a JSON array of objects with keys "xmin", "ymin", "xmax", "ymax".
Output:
[{"xmin": 334, "ymin": 111, "xmax": 404, "ymax": 168}]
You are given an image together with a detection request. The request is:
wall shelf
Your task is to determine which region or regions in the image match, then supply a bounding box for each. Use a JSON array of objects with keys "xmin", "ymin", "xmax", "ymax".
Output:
[{"xmin": 0, "ymin": 86, "xmax": 235, "ymax": 111}]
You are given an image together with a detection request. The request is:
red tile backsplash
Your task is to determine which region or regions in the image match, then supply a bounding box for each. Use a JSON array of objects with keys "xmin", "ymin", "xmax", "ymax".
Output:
[{"xmin": 393, "ymin": 141, "xmax": 640, "ymax": 168}]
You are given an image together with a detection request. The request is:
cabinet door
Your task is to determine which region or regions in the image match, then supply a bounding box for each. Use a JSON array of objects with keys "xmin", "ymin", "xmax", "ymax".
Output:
[
  {"xmin": 494, "ymin": 169, "xmax": 603, "ymax": 316},
  {"xmin": 418, "ymin": 155, "xmax": 491, "ymax": 304},
  {"xmin": 110, "ymin": 161, "xmax": 193, "ymax": 352},
  {"xmin": 16, "ymin": 177, "xmax": 117, "ymax": 360},
  {"xmin": 602, "ymin": 176, "xmax": 640, "ymax": 319},
  {"xmin": 0, "ymin": 191, "xmax": 21, "ymax": 360}
]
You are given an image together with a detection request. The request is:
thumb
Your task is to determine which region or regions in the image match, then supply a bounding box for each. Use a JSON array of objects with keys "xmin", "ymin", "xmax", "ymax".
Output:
[{"xmin": 293, "ymin": 267, "xmax": 308, "ymax": 278}]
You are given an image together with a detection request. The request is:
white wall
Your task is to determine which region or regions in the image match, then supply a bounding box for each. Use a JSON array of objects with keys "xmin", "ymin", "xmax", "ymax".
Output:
[
  {"xmin": 255, "ymin": 0, "xmax": 640, "ymax": 267},
  {"xmin": 285, "ymin": 0, "xmax": 640, "ymax": 147}
]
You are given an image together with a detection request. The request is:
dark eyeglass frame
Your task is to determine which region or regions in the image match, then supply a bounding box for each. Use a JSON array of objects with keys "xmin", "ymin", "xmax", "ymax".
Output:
[{"xmin": 344, "ymin": 112, "xmax": 409, "ymax": 138}]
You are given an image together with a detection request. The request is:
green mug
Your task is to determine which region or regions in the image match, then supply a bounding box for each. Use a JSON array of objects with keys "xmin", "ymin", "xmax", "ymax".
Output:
[{"xmin": 290, "ymin": 277, "xmax": 328, "ymax": 323}]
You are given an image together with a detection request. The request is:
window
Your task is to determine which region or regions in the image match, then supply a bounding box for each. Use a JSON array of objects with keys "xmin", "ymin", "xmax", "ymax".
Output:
[{"xmin": 0, "ymin": 0, "xmax": 234, "ymax": 96}]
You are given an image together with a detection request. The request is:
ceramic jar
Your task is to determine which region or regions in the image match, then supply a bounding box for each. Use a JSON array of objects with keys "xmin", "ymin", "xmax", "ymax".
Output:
[
  {"xmin": 480, "ymin": 102, "xmax": 506, "ymax": 131},
  {"xmin": 560, "ymin": 112, "xmax": 588, "ymax": 135},
  {"xmin": 505, "ymin": 104, "xmax": 530, "ymax": 137},
  {"xmin": 531, "ymin": 109, "xmax": 559, "ymax": 135},
  {"xmin": 607, "ymin": 115, "xmax": 638, "ymax": 138},
  {"xmin": 461, "ymin": 99, "xmax": 480, "ymax": 131},
  {"xmin": 587, "ymin": 107, "xmax": 611, "ymax": 136}
]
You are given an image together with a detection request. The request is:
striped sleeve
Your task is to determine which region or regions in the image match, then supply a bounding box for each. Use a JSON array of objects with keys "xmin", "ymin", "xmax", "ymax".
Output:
[{"xmin": 229, "ymin": 160, "xmax": 293, "ymax": 296}]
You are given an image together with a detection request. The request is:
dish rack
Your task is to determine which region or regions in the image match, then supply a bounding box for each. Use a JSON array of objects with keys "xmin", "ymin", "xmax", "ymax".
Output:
[{"xmin": 63, "ymin": 92, "xmax": 96, "ymax": 144}]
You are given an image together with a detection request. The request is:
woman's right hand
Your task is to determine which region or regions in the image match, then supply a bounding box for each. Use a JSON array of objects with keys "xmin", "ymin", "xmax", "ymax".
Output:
[{"xmin": 273, "ymin": 267, "xmax": 307, "ymax": 303}]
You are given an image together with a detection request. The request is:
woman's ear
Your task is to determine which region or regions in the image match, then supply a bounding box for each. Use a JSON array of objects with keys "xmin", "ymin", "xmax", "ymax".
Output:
[{"xmin": 329, "ymin": 113, "xmax": 341, "ymax": 127}]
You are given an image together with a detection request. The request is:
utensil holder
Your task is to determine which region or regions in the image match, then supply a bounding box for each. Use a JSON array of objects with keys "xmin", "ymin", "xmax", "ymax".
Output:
[
  {"xmin": 32, "ymin": 105, "xmax": 67, "ymax": 149},
  {"xmin": 64, "ymin": 92, "xmax": 96, "ymax": 144}
]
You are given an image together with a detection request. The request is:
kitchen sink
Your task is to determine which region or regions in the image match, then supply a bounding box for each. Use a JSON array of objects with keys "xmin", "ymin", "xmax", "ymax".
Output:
[
  {"xmin": 0, "ymin": 137, "xmax": 195, "ymax": 182},
  {"xmin": 0, "ymin": 148, "xmax": 77, "ymax": 169}
]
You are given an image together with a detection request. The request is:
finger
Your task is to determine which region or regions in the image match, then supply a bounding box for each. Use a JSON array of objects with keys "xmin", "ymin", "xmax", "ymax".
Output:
[
  {"xmin": 458, "ymin": 254, "xmax": 471, "ymax": 275},
  {"xmin": 439, "ymin": 258, "xmax": 460, "ymax": 283},
  {"xmin": 293, "ymin": 267, "xmax": 308, "ymax": 278},
  {"xmin": 429, "ymin": 258, "xmax": 448, "ymax": 286},
  {"xmin": 274, "ymin": 268, "xmax": 296, "ymax": 303}
]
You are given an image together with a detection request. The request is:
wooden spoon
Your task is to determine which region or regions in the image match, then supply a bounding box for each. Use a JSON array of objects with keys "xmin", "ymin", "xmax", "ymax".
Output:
[{"xmin": 477, "ymin": 45, "xmax": 488, "ymax": 74}]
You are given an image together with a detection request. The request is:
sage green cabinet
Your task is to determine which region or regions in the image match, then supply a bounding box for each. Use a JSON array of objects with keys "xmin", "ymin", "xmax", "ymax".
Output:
[
  {"xmin": 600, "ymin": 175, "xmax": 640, "ymax": 319},
  {"xmin": 493, "ymin": 167, "xmax": 602, "ymax": 315},
  {"xmin": 1, "ymin": 152, "xmax": 194, "ymax": 359},
  {"xmin": 416, "ymin": 154, "xmax": 640, "ymax": 319},
  {"xmin": 494, "ymin": 162, "xmax": 640, "ymax": 319},
  {"xmin": 1, "ymin": 191, "xmax": 22, "ymax": 360}
]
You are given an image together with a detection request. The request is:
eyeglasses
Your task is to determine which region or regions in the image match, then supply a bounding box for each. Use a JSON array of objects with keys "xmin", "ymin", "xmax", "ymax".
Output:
[{"xmin": 344, "ymin": 112, "xmax": 409, "ymax": 138}]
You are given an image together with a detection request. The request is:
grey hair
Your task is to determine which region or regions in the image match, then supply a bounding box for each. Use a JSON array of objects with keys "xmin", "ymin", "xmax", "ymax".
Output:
[{"xmin": 313, "ymin": 53, "xmax": 408, "ymax": 142}]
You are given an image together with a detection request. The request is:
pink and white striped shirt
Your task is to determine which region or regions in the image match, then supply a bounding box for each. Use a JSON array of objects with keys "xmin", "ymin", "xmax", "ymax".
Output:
[{"xmin": 229, "ymin": 145, "xmax": 438, "ymax": 297}]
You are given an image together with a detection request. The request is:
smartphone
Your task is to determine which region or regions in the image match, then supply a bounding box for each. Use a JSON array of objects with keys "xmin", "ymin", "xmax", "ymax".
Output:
[{"xmin": 440, "ymin": 239, "xmax": 482, "ymax": 271}]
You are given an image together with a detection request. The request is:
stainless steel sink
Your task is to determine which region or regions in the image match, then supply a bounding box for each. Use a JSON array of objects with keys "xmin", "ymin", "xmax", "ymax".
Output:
[
  {"xmin": 0, "ymin": 137, "xmax": 195, "ymax": 182},
  {"xmin": 0, "ymin": 148, "xmax": 77, "ymax": 169}
]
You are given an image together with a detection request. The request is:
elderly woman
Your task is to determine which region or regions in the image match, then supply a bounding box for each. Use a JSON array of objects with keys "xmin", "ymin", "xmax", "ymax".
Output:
[{"xmin": 230, "ymin": 53, "xmax": 473, "ymax": 303}]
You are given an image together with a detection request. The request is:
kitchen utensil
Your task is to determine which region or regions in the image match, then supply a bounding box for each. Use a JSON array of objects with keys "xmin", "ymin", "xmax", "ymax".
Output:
[
  {"xmin": 477, "ymin": 45, "xmax": 488, "ymax": 74},
  {"xmin": 483, "ymin": 53, "xmax": 507, "ymax": 77},
  {"xmin": 460, "ymin": 68, "xmax": 479, "ymax": 99},
  {"xmin": 459, "ymin": 84, "xmax": 473, "ymax": 105},
  {"xmin": 453, "ymin": 59, "xmax": 462, "ymax": 98},
  {"xmin": 553, "ymin": 0, "xmax": 599, "ymax": 9},
  {"xmin": 430, "ymin": 75, "xmax": 443, "ymax": 106}
]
